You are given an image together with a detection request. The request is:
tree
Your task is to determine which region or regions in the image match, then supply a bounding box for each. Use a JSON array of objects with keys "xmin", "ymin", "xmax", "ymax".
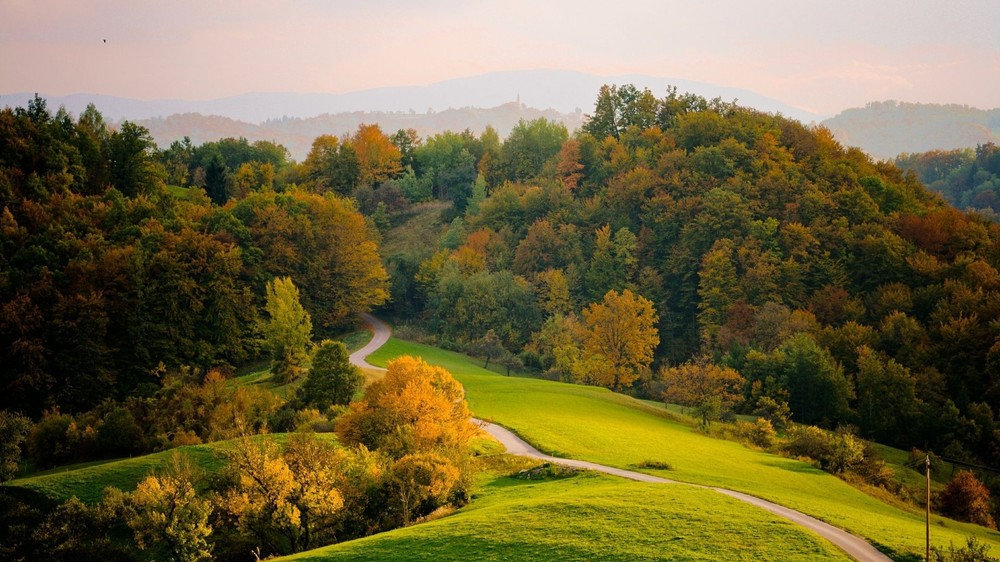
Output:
[
  {"xmin": 203, "ymin": 152, "xmax": 229, "ymax": 205},
  {"xmin": 469, "ymin": 329, "xmax": 506, "ymax": 368},
  {"xmin": 217, "ymin": 432, "xmax": 346, "ymax": 555},
  {"xmin": 336, "ymin": 355, "xmax": 474, "ymax": 458},
  {"xmin": 775, "ymin": 333, "xmax": 853, "ymax": 426},
  {"xmin": 351, "ymin": 124, "xmax": 402, "ymax": 186},
  {"xmin": 299, "ymin": 340, "xmax": 364, "ymax": 409},
  {"xmin": 660, "ymin": 361, "xmax": 745, "ymax": 427},
  {"xmin": 106, "ymin": 121, "xmax": 163, "ymax": 196},
  {"xmin": 497, "ymin": 350, "xmax": 524, "ymax": 376},
  {"xmin": 855, "ymin": 346, "xmax": 918, "ymax": 442},
  {"xmin": 389, "ymin": 452, "xmax": 462, "ymax": 525},
  {"xmin": 300, "ymin": 135, "xmax": 359, "ymax": 195},
  {"xmin": 262, "ymin": 277, "xmax": 313, "ymax": 382},
  {"xmin": 938, "ymin": 471, "xmax": 996, "ymax": 529},
  {"xmin": 0, "ymin": 410, "xmax": 31, "ymax": 482},
  {"xmin": 127, "ymin": 452, "xmax": 213, "ymax": 562},
  {"xmin": 501, "ymin": 118, "xmax": 568, "ymax": 182},
  {"xmin": 580, "ymin": 289, "xmax": 659, "ymax": 390}
]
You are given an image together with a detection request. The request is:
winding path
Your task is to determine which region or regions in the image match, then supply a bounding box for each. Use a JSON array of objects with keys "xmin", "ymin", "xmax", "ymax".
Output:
[{"xmin": 350, "ymin": 315, "xmax": 890, "ymax": 562}]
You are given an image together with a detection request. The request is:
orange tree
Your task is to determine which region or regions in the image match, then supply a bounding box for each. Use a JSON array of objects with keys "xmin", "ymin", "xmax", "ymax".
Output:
[
  {"xmin": 580, "ymin": 289, "xmax": 659, "ymax": 391},
  {"xmin": 660, "ymin": 361, "xmax": 745, "ymax": 428}
]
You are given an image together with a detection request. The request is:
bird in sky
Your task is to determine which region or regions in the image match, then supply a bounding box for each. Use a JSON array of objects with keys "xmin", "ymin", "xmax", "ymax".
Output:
[{"xmin": 102, "ymin": 39, "xmax": 107, "ymax": 44}]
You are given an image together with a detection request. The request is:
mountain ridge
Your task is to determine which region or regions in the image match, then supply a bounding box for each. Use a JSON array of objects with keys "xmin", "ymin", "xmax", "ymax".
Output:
[{"xmin": 0, "ymin": 69, "xmax": 820, "ymax": 124}]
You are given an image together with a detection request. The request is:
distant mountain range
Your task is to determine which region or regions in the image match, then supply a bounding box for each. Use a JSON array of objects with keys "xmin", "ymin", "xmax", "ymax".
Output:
[
  {"xmin": 822, "ymin": 101, "xmax": 1000, "ymax": 160},
  {"xmin": 136, "ymin": 104, "xmax": 585, "ymax": 160},
  {"xmin": 0, "ymin": 69, "xmax": 820, "ymax": 124},
  {"xmin": 6, "ymin": 70, "xmax": 998, "ymax": 161}
]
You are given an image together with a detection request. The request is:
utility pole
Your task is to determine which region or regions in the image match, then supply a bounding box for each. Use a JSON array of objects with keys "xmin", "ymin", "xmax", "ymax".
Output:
[{"xmin": 925, "ymin": 453, "xmax": 931, "ymax": 561}]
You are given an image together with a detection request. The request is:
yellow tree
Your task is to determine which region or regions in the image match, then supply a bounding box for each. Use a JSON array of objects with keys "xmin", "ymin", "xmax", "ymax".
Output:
[
  {"xmin": 261, "ymin": 276, "xmax": 312, "ymax": 382},
  {"xmin": 389, "ymin": 452, "xmax": 462, "ymax": 525},
  {"xmin": 581, "ymin": 289, "xmax": 659, "ymax": 390},
  {"xmin": 660, "ymin": 361, "xmax": 745, "ymax": 427},
  {"xmin": 351, "ymin": 124, "xmax": 402, "ymax": 186},
  {"xmin": 217, "ymin": 433, "xmax": 345, "ymax": 554},
  {"xmin": 336, "ymin": 355, "xmax": 474, "ymax": 458},
  {"xmin": 127, "ymin": 452, "xmax": 213, "ymax": 562}
]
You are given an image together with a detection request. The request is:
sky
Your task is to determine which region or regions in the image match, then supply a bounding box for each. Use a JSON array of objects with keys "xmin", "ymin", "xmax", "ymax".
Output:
[{"xmin": 1, "ymin": 0, "xmax": 998, "ymax": 115}]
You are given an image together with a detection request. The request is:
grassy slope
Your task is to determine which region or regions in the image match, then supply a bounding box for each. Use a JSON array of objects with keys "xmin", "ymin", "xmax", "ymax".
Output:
[
  {"xmin": 368, "ymin": 338, "xmax": 1000, "ymax": 560},
  {"xmin": 285, "ymin": 473, "xmax": 848, "ymax": 562},
  {"xmin": 6, "ymin": 433, "xmax": 332, "ymax": 504}
]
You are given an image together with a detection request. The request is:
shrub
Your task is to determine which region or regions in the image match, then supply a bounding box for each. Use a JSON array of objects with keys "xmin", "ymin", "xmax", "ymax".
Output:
[
  {"xmin": 929, "ymin": 536, "xmax": 998, "ymax": 561},
  {"xmin": 751, "ymin": 396, "xmax": 792, "ymax": 430},
  {"xmin": 784, "ymin": 425, "xmax": 864, "ymax": 473},
  {"xmin": 938, "ymin": 471, "xmax": 996, "ymax": 529},
  {"xmin": 389, "ymin": 452, "xmax": 463, "ymax": 525},
  {"xmin": 732, "ymin": 418, "xmax": 777, "ymax": 448}
]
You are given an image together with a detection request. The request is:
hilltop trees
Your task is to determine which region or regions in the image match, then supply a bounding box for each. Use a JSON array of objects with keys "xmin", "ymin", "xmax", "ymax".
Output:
[{"xmin": 378, "ymin": 83, "xmax": 1000, "ymax": 469}]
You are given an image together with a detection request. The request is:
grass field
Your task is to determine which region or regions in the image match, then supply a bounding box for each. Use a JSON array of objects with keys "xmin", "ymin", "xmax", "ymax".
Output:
[
  {"xmin": 284, "ymin": 471, "xmax": 849, "ymax": 561},
  {"xmin": 6, "ymin": 433, "xmax": 333, "ymax": 504},
  {"xmin": 367, "ymin": 338, "xmax": 1000, "ymax": 560}
]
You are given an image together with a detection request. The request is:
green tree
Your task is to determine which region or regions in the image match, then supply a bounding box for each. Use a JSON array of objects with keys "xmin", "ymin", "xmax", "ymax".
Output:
[
  {"xmin": 500, "ymin": 118, "xmax": 568, "ymax": 181},
  {"xmin": 0, "ymin": 410, "xmax": 31, "ymax": 482},
  {"xmin": 855, "ymin": 346, "xmax": 918, "ymax": 443},
  {"xmin": 262, "ymin": 277, "xmax": 313, "ymax": 382},
  {"xmin": 469, "ymin": 329, "xmax": 506, "ymax": 368},
  {"xmin": 299, "ymin": 340, "xmax": 364, "ymax": 409},
  {"xmin": 105, "ymin": 121, "xmax": 163, "ymax": 196}
]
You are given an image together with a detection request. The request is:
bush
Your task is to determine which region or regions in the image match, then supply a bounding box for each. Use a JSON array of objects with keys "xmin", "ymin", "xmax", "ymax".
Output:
[
  {"xmin": 389, "ymin": 453, "xmax": 463, "ymax": 525},
  {"xmin": 938, "ymin": 471, "xmax": 996, "ymax": 529},
  {"xmin": 752, "ymin": 396, "xmax": 792, "ymax": 430},
  {"xmin": 784, "ymin": 425, "xmax": 864, "ymax": 473},
  {"xmin": 27, "ymin": 412, "xmax": 75, "ymax": 468},
  {"xmin": 96, "ymin": 407, "xmax": 145, "ymax": 458},
  {"xmin": 732, "ymin": 418, "xmax": 777, "ymax": 448},
  {"xmin": 929, "ymin": 536, "xmax": 998, "ymax": 561}
]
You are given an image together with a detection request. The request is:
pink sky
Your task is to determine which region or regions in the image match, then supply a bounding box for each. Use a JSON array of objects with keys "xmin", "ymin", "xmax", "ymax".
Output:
[{"xmin": 1, "ymin": 0, "xmax": 998, "ymax": 115}]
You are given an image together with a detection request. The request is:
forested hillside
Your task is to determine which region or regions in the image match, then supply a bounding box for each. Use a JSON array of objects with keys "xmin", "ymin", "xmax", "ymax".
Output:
[
  {"xmin": 823, "ymin": 100, "xmax": 1000, "ymax": 160},
  {"xmin": 374, "ymin": 85, "xmax": 1000, "ymax": 469},
  {"xmin": 896, "ymin": 143, "xmax": 1000, "ymax": 216},
  {"xmin": 0, "ymin": 96, "xmax": 388, "ymax": 416}
]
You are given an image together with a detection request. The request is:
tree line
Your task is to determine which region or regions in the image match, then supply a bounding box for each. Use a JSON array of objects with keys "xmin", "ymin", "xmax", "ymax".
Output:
[{"xmin": 375, "ymin": 85, "xmax": 1000, "ymax": 477}]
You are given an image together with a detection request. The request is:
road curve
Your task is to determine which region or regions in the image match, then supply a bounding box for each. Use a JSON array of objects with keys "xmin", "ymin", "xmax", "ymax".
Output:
[
  {"xmin": 349, "ymin": 313, "xmax": 391, "ymax": 371},
  {"xmin": 350, "ymin": 315, "xmax": 890, "ymax": 562}
]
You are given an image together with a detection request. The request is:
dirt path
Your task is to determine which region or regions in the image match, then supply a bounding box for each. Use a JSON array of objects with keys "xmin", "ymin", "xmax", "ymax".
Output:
[{"xmin": 350, "ymin": 315, "xmax": 891, "ymax": 562}]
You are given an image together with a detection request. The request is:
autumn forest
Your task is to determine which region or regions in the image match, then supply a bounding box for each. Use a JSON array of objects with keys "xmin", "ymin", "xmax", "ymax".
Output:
[{"xmin": 4, "ymin": 82, "xmax": 1000, "ymax": 560}]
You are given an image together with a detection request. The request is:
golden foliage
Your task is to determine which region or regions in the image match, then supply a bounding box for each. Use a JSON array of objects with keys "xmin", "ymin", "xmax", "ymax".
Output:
[
  {"xmin": 336, "ymin": 355, "xmax": 474, "ymax": 458},
  {"xmin": 580, "ymin": 289, "xmax": 659, "ymax": 390}
]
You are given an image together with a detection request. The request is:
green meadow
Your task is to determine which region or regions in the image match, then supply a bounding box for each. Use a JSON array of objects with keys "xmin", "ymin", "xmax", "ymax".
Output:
[
  {"xmin": 367, "ymin": 337, "xmax": 1000, "ymax": 560},
  {"xmin": 284, "ymin": 472, "xmax": 848, "ymax": 561}
]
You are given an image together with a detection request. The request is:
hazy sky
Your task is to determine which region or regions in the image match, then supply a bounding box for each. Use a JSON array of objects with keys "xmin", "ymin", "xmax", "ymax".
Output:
[{"xmin": 2, "ymin": 0, "xmax": 998, "ymax": 114}]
